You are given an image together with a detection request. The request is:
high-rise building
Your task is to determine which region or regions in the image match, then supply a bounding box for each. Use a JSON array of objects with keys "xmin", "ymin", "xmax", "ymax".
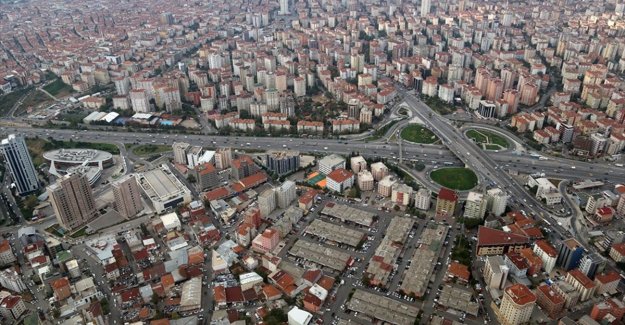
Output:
[
  {"xmin": 486, "ymin": 188, "xmax": 509, "ymax": 216},
  {"xmin": 111, "ymin": 174, "xmax": 143, "ymax": 219},
  {"xmin": 564, "ymin": 269, "xmax": 597, "ymax": 301},
  {"xmin": 265, "ymin": 151, "xmax": 300, "ymax": 175},
  {"xmin": 258, "ymin": 188, "xmax": 277, "ymax": 217},
  {"xmin": 114, "ymin": 77, "xmax": 130, "ymax": 96},
  {"xmin": 535, "ymin": 284, "xmax": 565, "ymax": 319},
  {"xmin": 578, "ymin": 253, "xmax": 606, "ymax": 279},
  {"xmin": 498, "ymin": 284, "xmax": 536, "ymax": 325},
  {"xmin": 214, "ymin": 148, "xmax": 233, "ymax": 170},
  {"xmin": 276, "ymin": 180, "xmax": 296, "ymax": 209},
  {"xmin": 533, "ymin": 240, "xmax": 558, "ymax": 273},
  {"xmin": 231, "ymin": 155, "xmax": 259, "ymax": 180},
  {"xmin": 347, "ymin": 99, "xmax": 360, "ymax": 119},
  {"xmin": 420, "ymin": 0, "xmax": 431, "ymax": 17},
  {"xmin": 357, "ymin": 170, "xmax": 374, "ymax": 191},
  {"xmin": 436, "ymin": 188, "xmax": 458, "ymax": 218},
  {"xmin": 557, "ymin": 238, "xmax": 584, "ymax": 271},
  {"xmin": 193, "ymin": 163, "xmax": 219, "ymax": 191},
  {"xmin": 414, "ymin": 188, "xmax": 431, "ymax": 210},
  {"xmin": 484, "ymin": 255, "xmax": 509, "ymax": 290},
  {"xmin": 48, "ymin": 173, "xmax": 97, "ymax": 230},
  {"xmin": 391, "ymin": 183, "xmax": 413, "ymax": 206},
  {"xmin": 130, "ymin": 89, "xmax": 151, "ymax": 113},
  {"xmin": 464, "ymin": 191, "xmax": 487, "ymax": 219},
  {"xmin": 265, "ymin": 88, "xmax": 279, "ymax": 110},
  {"xmin": 370, "ymin": 162, "xmax": 388, "ymax": 181},
  {"xmin": 350, "ymin": 156, "xmax": 367, "ymax": 173},
  {"xmin": 293, "ymin": 77, "xmax": 306, "ymax": 97},
  {"xmin": 279, "ymin": 0, "xmax": 289, "ymax": 15},
  {"xmin": 172, "ymin": 142, "xmax": 191, "ymax": 165},
  {"xmin": 160, "ymin": 12, "xmax": 174, "ymax": 25},
  {"xmin": 0, "ymin": 135, "xmax": 39, "ymax": 196}
]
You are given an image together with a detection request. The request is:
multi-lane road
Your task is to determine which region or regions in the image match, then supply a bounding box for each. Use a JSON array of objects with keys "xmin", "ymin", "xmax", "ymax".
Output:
[
  {"xmin": 399, "ymin": 90, "xmax": 594, "ymax": 240},
  {"xmin": 1, "ymin": 126, "xmax": 621, "ymax": 184},
  {"xmin": 3, "ymin": 99, "xmax": 623, "ymax": 238}
]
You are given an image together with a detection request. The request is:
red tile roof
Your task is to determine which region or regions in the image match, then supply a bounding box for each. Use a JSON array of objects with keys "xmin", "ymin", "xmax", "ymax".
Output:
[
  {"xmin": 477, "ymin": 226, "xmax": 529, "ymax": 247},
  {"xmin": 595, "ymin": 271, "xmax": 621, "ymax": 285},
  {"xmin": 0, "ymin": 240, "xmax": 11, "ymax": 253},
  {"xmin": 196, "ymin": 162, "xmax": 216, "ymax": 175},
  {"xmin": 611, "ymin": 242, "xmax": 625, "ymax": 256},
  {"xmin": 0, "ymin": 295, "xmax": 21, "ymax": 309},
  {"xmin": 569, "ymin": 269, "xmax": 595, "ymax": 289},
  {"xmin": 51, "ymin": 277, "xmax": 70, "ymax": 290},
  {"xmin": 326, "ymin": 168, "xmax": 354, "ymax": 183},
  {"xmin": 214, "ymin": 285, "xmax": 226, "ymax": 303},
  {"xmin": 438, "ymin": 188, "xmax": 458, "ymax": 202},
  {"xmin": 536, "ymin": 284, "xmax": 564, "ymax": 305},
  {"xmin": 447, "ymin": 262, "xmax": 470, "ymax": 281},
  {"xmin": 505, "ymin": 284, "xmax": 536, "ymax": 305},
  {"xmin": 205, "ymin": 187, "xmax": 230, "ymax": 201},
  {"xmin": 534, "ymin": 240, "xmax": 558, "ymax": 257},
  {"xmin": 225, "ymin": 286, "xmax": 244, "ymax": 302},
  {"xmin": 239, "ymin": 172, "xmax": 268, "ymax": 189}
]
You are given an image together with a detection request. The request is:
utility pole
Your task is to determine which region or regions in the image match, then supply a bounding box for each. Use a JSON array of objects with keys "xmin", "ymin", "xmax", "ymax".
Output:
[{"xmin": 397, "ymin": 130, "xmax": 403, "ymax": 164}]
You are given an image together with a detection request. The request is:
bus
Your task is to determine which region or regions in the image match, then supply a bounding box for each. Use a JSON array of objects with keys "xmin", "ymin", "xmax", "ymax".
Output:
[{"xmin": 443, "ymin": 162, "xmax": 454, "ymax": 166}]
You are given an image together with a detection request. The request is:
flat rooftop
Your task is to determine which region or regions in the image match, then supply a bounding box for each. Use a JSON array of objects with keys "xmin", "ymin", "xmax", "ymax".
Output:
[
  {"xmin": 347, "ymin": 289, "xmax": 419, "ymax": 325},
  {"xmin": 438, "ymin": 285, "xmax": 480, "ymax": 316},
  {"xmin": 399, "ymin": 246, "xmax": 437, "ymax": 297},
  {"xmin": 417, "ymin": 224, "xmax": 448, "ymax": 252},
  {"xmin": 289, "ymin": 239, "xmax": 352, "ymax": 271},
  {"xmin": 138, "ymin": 166, "xmax": 190, "ymax": 202},
  {"xmin": 365, "ymin": 217, "xmax": 414, "ymax": 286},
  {"xmin": 321, "ymin": 203, "xmax": 375, "ymax": 227},
  {"xmin": 43, "ymin": 148, "xmax": 113, "ymax": 164},
  {"xmin": 304, "ymin": 219, "xmax": 366, "ymax": 247}
]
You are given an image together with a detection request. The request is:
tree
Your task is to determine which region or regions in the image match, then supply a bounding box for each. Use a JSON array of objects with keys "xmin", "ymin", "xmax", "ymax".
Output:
[
  {"xmin": 187, "ymin": 174, "xmax": 197, "ymax": 183},
  {"xmin": 263, "ymin": 308, "xmax": 287, "ymax": 325}
]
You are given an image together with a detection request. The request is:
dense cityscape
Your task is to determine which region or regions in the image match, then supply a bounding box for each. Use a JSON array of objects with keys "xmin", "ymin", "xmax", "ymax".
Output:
[{"xmin": 1, "ymin": 0, "xmax": 625, "ymax": 324}]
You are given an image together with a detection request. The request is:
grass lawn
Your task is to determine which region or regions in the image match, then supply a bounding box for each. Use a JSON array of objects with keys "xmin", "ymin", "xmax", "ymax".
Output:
[
  {"xmin": 466, "ymin": 129, "xmax": 510, "ymax": 150},
  {"xmin": 133, "ymin": 144, "xmax": 171, "ymax": 156},
  {"xmin": 430, "ymin": 167, "xmax": 478, "ymax": 191},
  {"xmin": 69, "ymin": 227, "xmax": 88, "ymax": 238},
  {"xmin": 43, "ymin": 79, "xmax": 74, "ymax": 97},
  {"xmin": 466, "ymin": 130, "xmax": 487, "ymax": 143},
  {"xmin": 400, "ymin": 124, "xmax": 439, "ymax": 144},
  {"xmin": 45, "ymin": 224, "xmax": 65, "ymax": 237},
  {"xmin": 364, "ymin": 119, "xmax": 400, "ymax": 142}
]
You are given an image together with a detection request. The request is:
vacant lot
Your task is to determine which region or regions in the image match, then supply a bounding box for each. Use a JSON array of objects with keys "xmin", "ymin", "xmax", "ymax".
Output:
[{"xmin": 43, "ymin": 79, "xmax": 74, "ymax": 98}]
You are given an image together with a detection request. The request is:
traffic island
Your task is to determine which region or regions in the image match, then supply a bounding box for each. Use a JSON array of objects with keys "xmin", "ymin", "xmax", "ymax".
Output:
[
  {"xmin": 400, "ymin": 124, "xmax": 439, "ymax": 144},
  {"xmin": 430, "ymin": 167, "xmax": 478, "ymax": 191}
]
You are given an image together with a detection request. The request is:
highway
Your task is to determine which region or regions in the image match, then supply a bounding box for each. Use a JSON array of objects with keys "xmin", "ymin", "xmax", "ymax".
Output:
[{"xmin": 2, "ymin": 124, "xmax": 622, "ymax": 186}]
